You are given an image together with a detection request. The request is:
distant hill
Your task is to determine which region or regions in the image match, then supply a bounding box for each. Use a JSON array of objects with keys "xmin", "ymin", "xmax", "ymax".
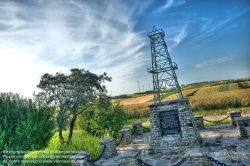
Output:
[
  {"xmin": 113, "ymin": 77, "xmax": 250, "ymax": 100},
  {"xmin": 115, "ymin": 78, "xmax": 250, "ymax": 116}
]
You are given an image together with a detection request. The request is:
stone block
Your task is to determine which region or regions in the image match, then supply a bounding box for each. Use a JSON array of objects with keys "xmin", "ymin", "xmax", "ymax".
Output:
[
  {"xmin": 228, "ymin": 111, "xmax": 241, "ymax": 127},
  {"xmin": 100, "ymin": 138, "xmax": 117, "ymax": 158},
  {"xmin": 118, "ymin": 129, "xmax": 132, "ymax": 144},
  {"xmin": 132, "ymin": 122, "xmax": 143, "ymax": 135},
  {"xmin": 194, "ymin": 115, "xmax": 205, "ymax": 130},
  {"xmin": 186, "ymin": 148, "xmax": 211, "ymax": 166},
  {"xmin": 245, "ymin": 126, "xmax": 250, "ymax": 138},
  {"xmin": 70, "ymin": 152, "xmax": 91, "ymax": 166},
  {"xmin": 119, "ymin": 149, "xmax": 142, "ymax": 166},
  {"xmin": 235, "ymin": 117, "xmax": 250, "ymax": 138}
]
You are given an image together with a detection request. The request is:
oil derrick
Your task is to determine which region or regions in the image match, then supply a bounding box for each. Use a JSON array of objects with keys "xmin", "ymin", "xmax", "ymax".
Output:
[{"xmin": 147, "ymin": 26, "xmax": 183, "ymax": 103}]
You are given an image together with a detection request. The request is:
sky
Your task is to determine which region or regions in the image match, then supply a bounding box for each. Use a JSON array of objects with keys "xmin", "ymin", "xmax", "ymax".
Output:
[{"xmin": 0, "ymin": 0, "xmax": 249, "ymax": 98}]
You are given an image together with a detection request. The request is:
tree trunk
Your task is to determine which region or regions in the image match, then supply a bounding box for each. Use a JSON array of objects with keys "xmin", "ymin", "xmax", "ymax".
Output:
[
  {"xmin": 59, "ymin": 129, "xmax": 64, "ymax": 143},
  {"xmin": 67, "ymin": 114, "xmax": 76, "ymax": 143}
]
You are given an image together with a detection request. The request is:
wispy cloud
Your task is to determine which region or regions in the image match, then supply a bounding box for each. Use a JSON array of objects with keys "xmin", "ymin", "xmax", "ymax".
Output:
[
  {"xmin": 170, "ymin": 24, "xmax": 187, "ymax": 48},
  {"xmin": 196, "ymin": 56, "xmax": 235, "ymax": 68},
  {"xmin": 194, "ymin": 8, "xmax": 250, "ymax": 41},
  {"xmin": 200, "ymin": 17, "xmax": 213, "ymax": 31},
  {"xmin": 0, "ymin": 0, "xmax": 149, "ymax": 97},
  {"xmin": 153, "ymin": 0, "xmax": 186, "ymax": 15}
]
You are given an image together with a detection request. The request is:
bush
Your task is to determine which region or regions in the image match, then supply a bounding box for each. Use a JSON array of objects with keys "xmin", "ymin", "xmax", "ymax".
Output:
[
  {"xmin": 76, "ymin": 102, "xmax": 128, "ymax": 138},
  {"xmin": 0, "ymin": 92, "xmax": 55, "ymax": 164}
]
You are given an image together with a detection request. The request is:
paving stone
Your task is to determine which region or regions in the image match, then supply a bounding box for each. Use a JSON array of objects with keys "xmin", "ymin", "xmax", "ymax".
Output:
[
  {"xmin": 71, "ymin": 124, "xmax": 250, "ymax": 166},
  {"xmin": 116, "ymin": 125, "xmax": 250, "ymax": 166}
]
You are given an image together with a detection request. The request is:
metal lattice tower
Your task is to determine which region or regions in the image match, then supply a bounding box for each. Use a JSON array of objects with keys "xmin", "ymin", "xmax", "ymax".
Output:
[{"xmin": 147, "ymin": 26, "xmax": 183, "ymax": 103}]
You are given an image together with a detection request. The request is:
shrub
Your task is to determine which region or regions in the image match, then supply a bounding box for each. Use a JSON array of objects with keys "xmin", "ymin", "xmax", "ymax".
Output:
[{"xmin": 76, "ymin": 102, "xmax": 128, "ymax": 138}]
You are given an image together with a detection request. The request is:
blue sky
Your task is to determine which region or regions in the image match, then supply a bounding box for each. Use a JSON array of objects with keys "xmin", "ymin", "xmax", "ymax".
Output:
[{"xmin": 0, "ymin": 0, "xmax": 249, "ymax": 98}]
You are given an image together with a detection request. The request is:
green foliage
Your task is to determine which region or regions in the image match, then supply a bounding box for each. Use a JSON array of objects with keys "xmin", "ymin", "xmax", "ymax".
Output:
[
  {"xmin": 76, "ymin": 103, "xmax": 128, "ymax": 138},
  {"xmin": 0, "ymin": 92, "xmax": 55, "ymax": 163},
  {"xmin": 22, "ymin": 130, "xmax": 104, "ymax": 166}
]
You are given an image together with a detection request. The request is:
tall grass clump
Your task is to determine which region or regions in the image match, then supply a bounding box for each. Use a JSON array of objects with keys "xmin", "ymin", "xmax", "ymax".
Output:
[{"xmin": 22, "ymin": 131, "xmax": 105, "ymax": 166}]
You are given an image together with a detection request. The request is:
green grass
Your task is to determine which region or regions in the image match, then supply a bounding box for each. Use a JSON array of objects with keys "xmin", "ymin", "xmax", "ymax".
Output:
[
  {"xmin": 22, "ymin": 130, "xmax": 108, "ymax": 166},
  {"xmin": 204, "ymin": 119, "xmax": 231, "ymax": 127}
]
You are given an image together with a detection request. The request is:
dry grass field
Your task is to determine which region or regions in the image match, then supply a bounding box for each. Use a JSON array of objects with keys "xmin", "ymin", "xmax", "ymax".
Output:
[
  {"xmin": 240, "ymin": 81, "xmax": 250, "ymax": 88},
  {"xmin": 120, "ymin": 94, "xmax": 154, "ymax": 105}
]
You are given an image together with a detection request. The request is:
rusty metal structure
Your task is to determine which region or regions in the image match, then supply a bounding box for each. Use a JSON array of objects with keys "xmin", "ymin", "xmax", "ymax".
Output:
[{"xmin": 147, "ymin": 26, "xmax": 183, "ymax": 103}]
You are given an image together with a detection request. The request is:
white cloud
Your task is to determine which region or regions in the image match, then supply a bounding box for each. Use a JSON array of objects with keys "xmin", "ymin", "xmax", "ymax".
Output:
[
  {"xmin": 0, "ymin": 47, "xmax": 66, "ymax": 98},
  {"xmin": 0, "ymin": 0, "xmax": 149, "ymax": 97},
  {"xmin": 196, "ymin": 56, "xmax": 235, "ymax": 68}
]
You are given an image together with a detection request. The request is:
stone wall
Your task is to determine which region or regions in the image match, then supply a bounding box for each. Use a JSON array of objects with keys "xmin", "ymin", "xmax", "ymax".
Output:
[{"xmin": 149, "ymin": 98, "xmax": 200, "ymax": 154}]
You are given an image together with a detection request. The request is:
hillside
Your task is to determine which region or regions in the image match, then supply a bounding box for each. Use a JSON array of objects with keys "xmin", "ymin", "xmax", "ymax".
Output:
[{"xmin": 114, "ymin": 78, "xmax": 250, "ymax": 118}]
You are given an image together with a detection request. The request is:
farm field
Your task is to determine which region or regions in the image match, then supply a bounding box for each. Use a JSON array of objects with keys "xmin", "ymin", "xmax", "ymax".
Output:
[
  {"xmin": 115, "ymin": 78, "xmax": 250, "ymax": 118},
  {"xmin": 120, "ymin": 94, "xmax": 153, "ymax": 105}
]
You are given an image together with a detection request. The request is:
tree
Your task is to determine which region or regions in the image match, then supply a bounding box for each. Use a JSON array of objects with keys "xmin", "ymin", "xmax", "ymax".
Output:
[{"xmin": 37, "ymin": 68, "xmax": 111, "ymax": 143}]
